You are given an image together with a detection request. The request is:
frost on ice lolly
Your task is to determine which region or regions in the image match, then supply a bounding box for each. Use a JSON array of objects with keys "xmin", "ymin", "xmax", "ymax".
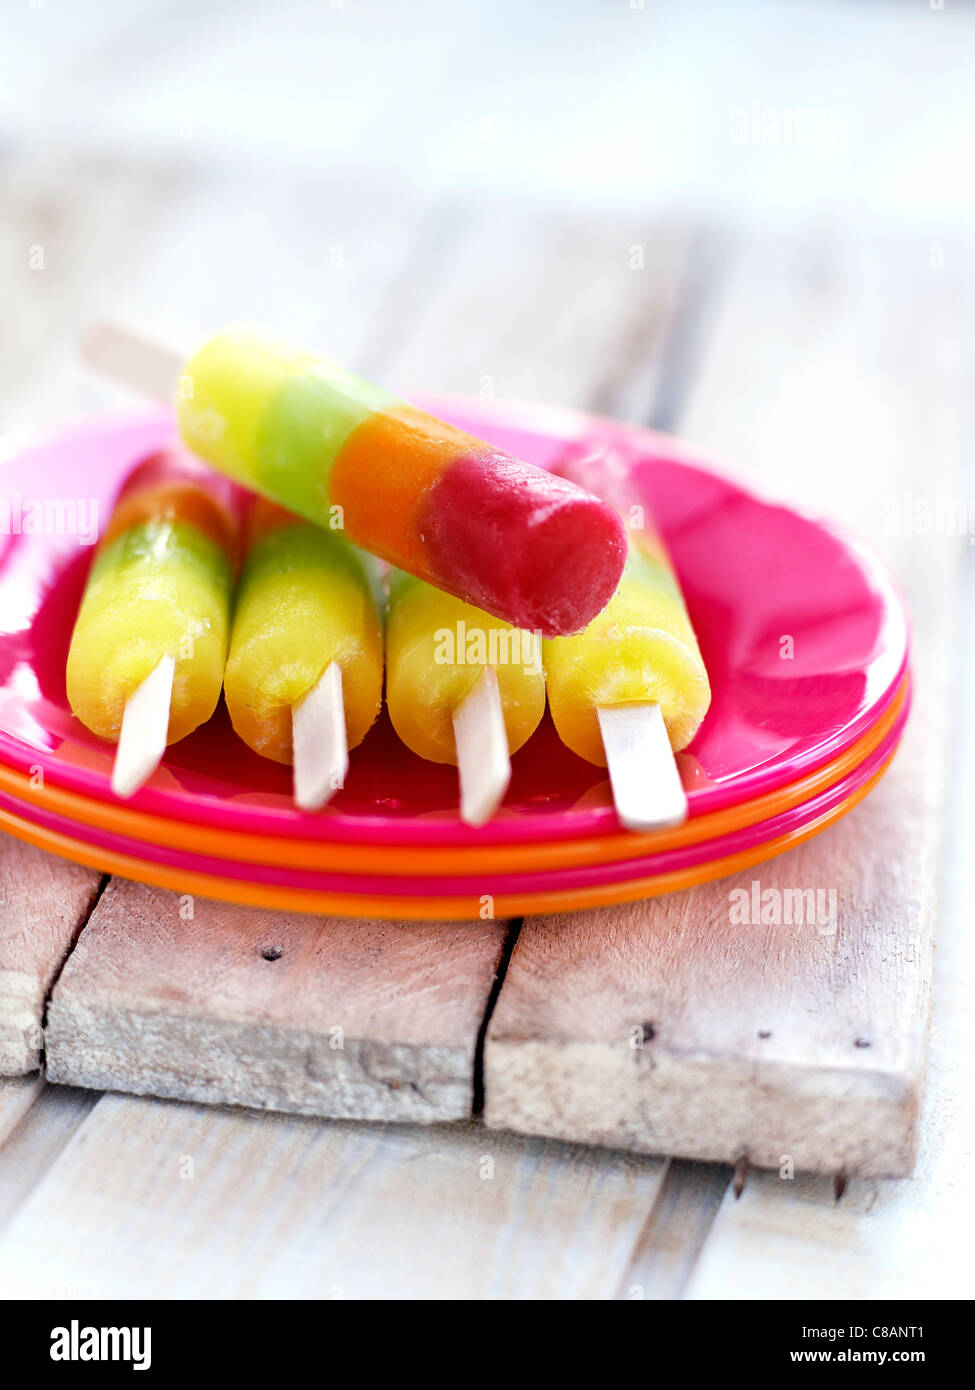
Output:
[
  {"xmin": 386, "ymin": 570, "xmax": 546, "ymax": 825},
  {"xmin": 66, "ymin": 450, "xmax": 242, "ymax": 797},
  {"xmin": 223, "ymin": 497, "xmax": 384, "ymax": 809},
  {"xmin": 177, "ymin": 327, "xmax": 627, "ymax": 637},
  {"xmin": 543, "ymin": 441, "xmax": 711, "ymax": 829}
]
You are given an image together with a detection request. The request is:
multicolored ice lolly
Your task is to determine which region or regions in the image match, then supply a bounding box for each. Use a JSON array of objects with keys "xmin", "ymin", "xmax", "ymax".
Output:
[
  {"xmin": 177, "ymin": 327, "xmax": 627, "ymax": 637},
  {"xmin": 66, "ymin": 450, "xmax": 241, "ymax": 744},
  {"xmin": 543, "ymin": 442, "xmax": 711, "ymax": 765},
  {"xmin": 223, "ymin": 497, "xmax": 384, "ymax": 764},
  {"xmin": 386, "ymin": 569, "xmax": 546, "ymax": 765}
]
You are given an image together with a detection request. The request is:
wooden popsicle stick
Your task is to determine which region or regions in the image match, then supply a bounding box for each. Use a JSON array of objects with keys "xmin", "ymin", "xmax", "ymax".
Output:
[
  {"xmin": 81, "ymin": 322, "xmax": 181, "ymax": 403},
  {"xmin": 291, "ymin": 662, "xmax": 349, "ymax": 812},
  {"xmin": 597, "ymin": 702, "xmax": 688, "ymax": 831},
  {"xmin": 111, "ymin": 653, "xmax": 176, "ymax": 800},
  {"xmin": 452, "ymin": 666, "xmax": 511, "ymax": 827}
]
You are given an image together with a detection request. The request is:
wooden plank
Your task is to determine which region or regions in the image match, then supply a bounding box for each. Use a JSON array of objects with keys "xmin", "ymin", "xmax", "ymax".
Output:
[
  {"xmin": 0, "ymin": 1073, "xmax": 45, "ymax": 1142},
  {"xmin": 0, "ymin": 836, "xmax": 102, "ymax": 1074},
  {"xmin": 385, "ymin": 206, "xmax": 692, "ymax": 420},
  {"xmin": 687, "ymin": 564, "xmax": 975, "ymax": 1298},
  {"xmin": 484, "ymin": 771, "xmax": 933, "ymax": 1179},
  {"xmin": 484, "ymin": 227, "xmax": 961, "ymax": 1178},
  {"xmin": 618, "ymin": 1158, "xmax": 733, "ymax": 1300},
  {"xmin": 0, "ymin": 155, "xmax": 435, "ymax": 435},
  {"xmin": 45, "ymin": 879, "xmax": 507, "ymax": 1123},
  {"xmin": 0, "ymin": 151, "xmax": 173, "ymax": 433},
  {"xmin": 0, "ymin": 1090, "xmax": 665, "ymax": 1299},
  {"xmin": 0, "ymin": 1083, "xmax": 99, "ymax": 1233}
]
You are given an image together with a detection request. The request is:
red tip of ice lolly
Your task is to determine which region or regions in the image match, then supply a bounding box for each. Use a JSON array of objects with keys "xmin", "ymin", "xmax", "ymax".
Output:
[
  {"xmin": 107, "ymin": 448, "xmax": 250, "ymax": 561},
  {"xmin": 114, "ymin": 448, "xmax": 248, "ymax": 520},
  {"xmin": 419, "ymin": 450, "xmax": 627, "ymax": 637}
]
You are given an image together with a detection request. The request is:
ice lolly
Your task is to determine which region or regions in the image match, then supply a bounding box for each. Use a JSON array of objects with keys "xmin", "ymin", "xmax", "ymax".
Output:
[
  {"xmin": 223, "ymin": 497, "xmax": 384, "ymax": 809},
  {"xmin": 543, "ymin": 441, "xmax": 710, "ymax": 829},
  {"xmin": 386, "ymin": 570, "xmax": 546, "ymax": 824},
  {"xmin": 175, "ymin": 327, "xmax": 627, "ymax": 636},
  {"xmin": 66, "ymin": 450, "xmax": 242, "ymax": 797}
]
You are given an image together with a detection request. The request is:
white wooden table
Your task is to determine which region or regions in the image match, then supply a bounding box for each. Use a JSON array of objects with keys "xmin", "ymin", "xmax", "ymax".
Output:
[{"xmin": 0, "ymin": 0, "xmax": 972, "ymax": 1300}]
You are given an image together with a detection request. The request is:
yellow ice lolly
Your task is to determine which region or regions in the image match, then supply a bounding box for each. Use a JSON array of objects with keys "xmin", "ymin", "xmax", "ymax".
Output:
[
  {"xmin": 543, "ymin": 444, "xmax": 710, "ymax": 766},
  {"xmin": 66, "ymin": 451, "xmax": 241, "ymax": 744},
  {"xmin": 385, "ymin": 570, "xmax": 546, "ymax": 766},
  {"xmin": 223, "ymin": 497, "xmax": 384, "ymax": 764}
]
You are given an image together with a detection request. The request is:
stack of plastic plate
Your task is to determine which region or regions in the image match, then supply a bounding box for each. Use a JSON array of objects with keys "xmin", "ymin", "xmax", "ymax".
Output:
[{"xmin": 0, "ymin": 399, "xmax": 910, "ymax": 920}]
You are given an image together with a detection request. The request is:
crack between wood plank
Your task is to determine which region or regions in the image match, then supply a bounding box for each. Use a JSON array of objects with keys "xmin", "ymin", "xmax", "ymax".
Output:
[
  {"xmin": 38, "ymin": 872, "xmax": 110, "ymax": 1068},
  {"xmin": 472, "ymin": 918, "xmax": 522, "ymax": 1116},
  {"xmin": 616, "ymin": 1157, "xmax": 735, "ymax": 1300}
]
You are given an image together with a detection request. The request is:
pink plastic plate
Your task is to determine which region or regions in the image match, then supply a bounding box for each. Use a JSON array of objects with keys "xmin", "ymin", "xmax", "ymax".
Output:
[
  {"xmin": 0, "ymin": 681, "xmax": 908, "ymax": 897},
  {"xmin": 0, "ymin": 401, "xmax": 909, "ymax": 847}
]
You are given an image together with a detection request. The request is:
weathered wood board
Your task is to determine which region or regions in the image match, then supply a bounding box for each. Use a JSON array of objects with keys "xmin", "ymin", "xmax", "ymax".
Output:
[
  {"xmin": 484, "ymin": 228, "xmax": 960, "ymax": 1177},
  {"xmin": 45, "ymin": 880, "xmax": 508, "ymax": 1123},
  {"xmin": 0, "ymin": 1090, "xmax": 666, "ymax": 1300},
  {"xmin": 0, "ymin": 1073, "xmax": 46, "ymax": 1144},
  {"xmin": 0, "ymin": 836, "xmax": 102, "ymax": 1074},
  {"xmin": 0, "ymin": 1081, "xmax": 98, "ymax": 1230},
  {"xmin": 619, "ymin": 1158, "xmax": 733, "ymax": 1300},
  {"xmin": 687, "ymin": 579, "xmax": 975, "ymax": 1296},
  {"xmin": 484, "ymin": 749, "xmax": 934, "ymax": 1177}
]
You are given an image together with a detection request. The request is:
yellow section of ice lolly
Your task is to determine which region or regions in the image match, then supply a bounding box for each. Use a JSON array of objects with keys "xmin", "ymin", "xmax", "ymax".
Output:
[
  {"xmin": 66, "ymin": 451, "xmax": 239, "ymax": 745},
  {"xmin": 385, "ymin": 571, "xmax": 546, "ymax": 765},
  {"xmin": 223, "ymin": 499, "xmax": 384, "ymax": 764},
  {"xmin": 543, "ymin": 446, "xmax": 710, "ymax": 766}
]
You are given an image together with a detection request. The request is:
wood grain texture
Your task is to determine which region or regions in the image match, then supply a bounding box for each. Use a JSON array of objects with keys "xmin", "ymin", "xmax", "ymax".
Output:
[
  {"xmin": 383, "ymin": 206, "xmax": 692, "ymax": 420},
  {"xmin": 687, "ymin": 565, "xmax": 975, "ymax": 1299},
  {"xmin": 0, "ymin": 835, "xmax": 102, "ymax": 1074},
  {"xmin": 0, "ymin": 1090, "xmax": 665, "ymax": 1300},
  {"xmin": 0, "ymin": 155, "xmax": 434, "ymax": 435},
  {"xmin": 484, "ymin": 229, "xmax": 960, "ymax": 1178},
  {"xmin": 618, "ymin": 1158, "xmax": 733, "ymax": 1300},
  {"xmin": 484, "ymin": 776, "xmax": 933, "ymax": 1177},
  {"xmin": 0, "ymin": 1073, "xmax": 45, "ymax": 1143},
  {"xmin": 0, "ymin": 1083, "xmax": 99, "ymax": 1234},
  {"xmin": 45, "ymin": 880, "xmax": 507, "ymax": 1123}
]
